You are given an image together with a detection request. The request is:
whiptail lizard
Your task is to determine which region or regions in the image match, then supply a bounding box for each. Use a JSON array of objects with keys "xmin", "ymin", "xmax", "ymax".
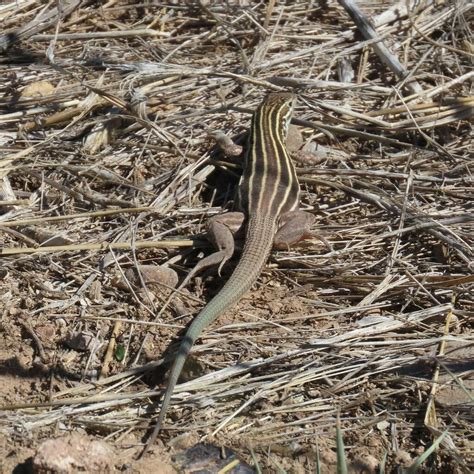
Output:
[{"xmin": 142, "ymin": 92, "xmax": 314, "ymax": 455}]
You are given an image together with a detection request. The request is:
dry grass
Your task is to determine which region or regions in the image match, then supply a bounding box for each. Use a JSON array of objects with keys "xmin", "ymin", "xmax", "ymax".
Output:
[{"xmin": 0, "ymin": 0, "xmax": 472, "ymax": 472}]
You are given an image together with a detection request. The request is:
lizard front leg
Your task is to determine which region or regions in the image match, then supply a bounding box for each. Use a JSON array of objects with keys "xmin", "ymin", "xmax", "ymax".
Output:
[
  {"xmin": 274, "ymin": 210, "xmax": 315, "ymax": 249},
  {"xmin": 180, "ymin": 211, "xmax": 245, "ymax": 288}
]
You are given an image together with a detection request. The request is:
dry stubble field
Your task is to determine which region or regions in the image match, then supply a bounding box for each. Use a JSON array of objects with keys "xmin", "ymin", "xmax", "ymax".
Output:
[{"xmin": 0, "ymin": 1, "xmax": 473, "ymax": 473}]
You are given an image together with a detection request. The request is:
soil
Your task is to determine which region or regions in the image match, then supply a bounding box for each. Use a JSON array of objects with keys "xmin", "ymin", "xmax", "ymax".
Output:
[{"xmin": 1, "ymin": 1, "xmax": 473, "ymax": 473}]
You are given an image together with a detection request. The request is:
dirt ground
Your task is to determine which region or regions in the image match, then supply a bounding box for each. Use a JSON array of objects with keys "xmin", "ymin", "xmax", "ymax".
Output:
[{"xmin": 1, "ymin": 1, "xmax": 473, "ymax": 473}]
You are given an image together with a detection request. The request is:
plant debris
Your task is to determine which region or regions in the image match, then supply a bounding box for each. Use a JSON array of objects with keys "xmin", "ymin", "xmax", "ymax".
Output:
[{"xmin": 0, "ymin": 1, "xmax": 472, "ymax": 472}]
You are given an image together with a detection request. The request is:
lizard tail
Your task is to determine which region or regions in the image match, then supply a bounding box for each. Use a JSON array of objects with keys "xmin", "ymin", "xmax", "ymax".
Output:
[{"xmin": 145, "ymin": 215, "xmax": 277, "ymax": 449}]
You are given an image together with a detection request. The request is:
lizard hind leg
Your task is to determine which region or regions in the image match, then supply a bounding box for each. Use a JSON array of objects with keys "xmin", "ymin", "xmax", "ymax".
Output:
[
  {"xmin": 181, "ymin": 212, "xmax": 246, "ymax": 288},
  {"xmin": 273, "ymin": 210, "xmax": 316, "ymax": 249}
]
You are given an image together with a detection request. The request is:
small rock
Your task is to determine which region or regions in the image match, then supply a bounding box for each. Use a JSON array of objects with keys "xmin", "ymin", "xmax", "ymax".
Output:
[
  {"xmin": 267, "ymin": 301, "xmax": 283, "ymax": 314},
  {"xmin": 350, "ymin": 454, "xmax": 379, "ymax": 473},
  {"xmin": 65, "ymin": 331, "xmax": 95, "ymax": 351},
  {"xmin": 22, "ymin": 227, "xmax": 73, "ymax": 246},
  {"xmin": 394, "ymin": 450, "xmax": 412, "ymax": 467},
  {"xmin": 35, "ymin": 324, "xmax": 56, "ymax": 346},
  {"xmin": 131, "ymin": 265, "xmax": 178, "ymax": 288},
  {"xmin": 32, "ymin": 433, "xmax": 115, "ymax": 473},
  {"xmin": 114, "ymin": 265, "xmax": 178, "ymax": 292},
  {"xmin": 88, "ymin": 280, "xmax": 102, "ymax": 302},
  {"xmin": 376, "ymin": 420, "xmax": 390, "ymax": 432},
  {"xmin": 21, "ymin": 80, "xmax": 55, "ymax": 98}
]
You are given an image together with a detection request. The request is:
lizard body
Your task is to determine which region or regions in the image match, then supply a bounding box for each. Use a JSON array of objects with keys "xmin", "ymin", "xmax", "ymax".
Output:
[{"xmin": 142, "ymin": 93, "xmax": 314, "ymax": 454}]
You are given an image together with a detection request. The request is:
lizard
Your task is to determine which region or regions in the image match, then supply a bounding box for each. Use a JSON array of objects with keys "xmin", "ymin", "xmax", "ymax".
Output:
[{"xmin": 142, "ymin": 92, "xmax": 315, "ymax": 455}]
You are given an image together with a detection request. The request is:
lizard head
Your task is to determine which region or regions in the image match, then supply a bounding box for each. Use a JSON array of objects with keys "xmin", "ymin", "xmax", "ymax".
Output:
[{"xmin": 259, "ymin": 92, "xmax": 296, "ymax": 139}]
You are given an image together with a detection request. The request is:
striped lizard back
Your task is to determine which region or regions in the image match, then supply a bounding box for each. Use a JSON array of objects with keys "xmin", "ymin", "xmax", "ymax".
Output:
[{"xmin": 237, "ymin": 92, "xmax": 301, "ymax": 218}]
